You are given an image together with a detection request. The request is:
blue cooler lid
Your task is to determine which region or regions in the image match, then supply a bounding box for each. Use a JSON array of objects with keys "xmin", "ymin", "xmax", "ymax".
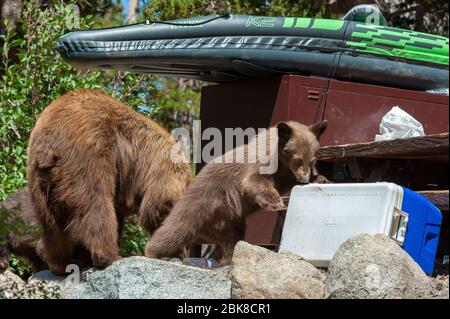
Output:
[{"xmin": 401, "ymin": 187, "xmax": 442, "ymax": 275}]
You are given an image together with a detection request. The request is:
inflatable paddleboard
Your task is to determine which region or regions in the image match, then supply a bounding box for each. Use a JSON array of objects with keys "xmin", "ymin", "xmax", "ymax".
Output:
[{"xmin": 56, "ymin": 13, "xmax": 449, "ymax": 90}]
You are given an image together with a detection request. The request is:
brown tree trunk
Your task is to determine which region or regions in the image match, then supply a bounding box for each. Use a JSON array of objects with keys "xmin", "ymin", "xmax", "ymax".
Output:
[
  {"xmin": 414, "ymin": 3, "xmax": 426, "ymax": 33},
  {"xmin": 326, "ymin": 0, "xmax": 374, "ymax": 17},
  {"xmin": 127, "ymin": 0, "xmax": 139, "ymax": 24}
]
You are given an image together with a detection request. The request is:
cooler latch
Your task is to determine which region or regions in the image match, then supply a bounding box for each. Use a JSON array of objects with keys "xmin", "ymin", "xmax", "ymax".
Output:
[{"xmin": 390, "ymin": 208, "xmax": 409, "ymax": 246}]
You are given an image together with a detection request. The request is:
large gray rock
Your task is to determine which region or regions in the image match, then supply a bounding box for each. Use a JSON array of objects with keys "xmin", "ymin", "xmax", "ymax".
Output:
[
  {"xmin": 1, "ymin": 270, "xmax": 26, "ymax": 298},
  {"xmin": 231, "ymin": 241, "xmax": 326, "ymax": 299},
  {"xmin": 29, "ymin": 270, "xmax": 67, "ymax": 286},
  {"xmin": 428, "ymin": 275, "xmax": 449, "ymax": 299},
  {"xmin": 64, "ymin": 256, "xmax": 231, "ymax": 299},
  {"xmin": 1, "ymin": 270, "xmax": 60, "ymax": 299},
  {"xmin": 28, "ymin": 269, "xmax": 81, "ymax": 296},
  {"xmin": 325, "ymin": 234, "xmax": 435, "ymax": 299}
]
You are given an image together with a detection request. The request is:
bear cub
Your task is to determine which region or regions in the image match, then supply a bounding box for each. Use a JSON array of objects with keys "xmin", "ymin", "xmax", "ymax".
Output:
[{"xmin": 145, "ymin": 120, "xmax": 328, "ymax": 266}]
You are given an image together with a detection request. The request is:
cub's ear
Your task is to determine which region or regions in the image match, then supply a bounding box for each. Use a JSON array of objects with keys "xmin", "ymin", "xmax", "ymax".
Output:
[
  {"xmin": 276, "ymin": 122, "xmax": 293, "ymax": 146},
  {"xmin": 310, "ymin": 120, "xmax": 328, "ymax": 140}
]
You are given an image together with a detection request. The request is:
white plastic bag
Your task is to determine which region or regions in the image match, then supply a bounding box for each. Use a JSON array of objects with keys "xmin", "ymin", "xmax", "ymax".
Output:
[
  {"xmin": 374, "ymin": 106, "xmax": 425, "ymax": 141},
  {"xmin": 426, "ymin": 88, "xmax": 449, "ymax": 96}
]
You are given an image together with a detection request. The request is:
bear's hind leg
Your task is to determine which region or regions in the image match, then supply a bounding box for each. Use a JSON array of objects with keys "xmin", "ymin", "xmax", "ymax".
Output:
[
  {"xmin": 70, "ymin": 197, "xmax": 121, "ymax": 269},
  {"xmin": 214, "ymin": 222, "xmax": 246, "ymax": 267},
  {"xmin": 139, "ymin": 199, "xmax": 190, "ymax": 259},
  {"xmin": 37, "ymin": 226, "xmax": 74, "ymax": 275},
  {"xmin": 144, "ymin": 216, "xmax": 196, "ymax": 260}
]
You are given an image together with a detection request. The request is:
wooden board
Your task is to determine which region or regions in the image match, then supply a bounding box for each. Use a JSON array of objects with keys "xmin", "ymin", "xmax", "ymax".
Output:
[
  {"xmin": 317, "ymin": 133, "xmax": 449, "ymax": 161},
  {"xmin": 418, "ymin": 190, "xmax": 449, "ymax": 211}
]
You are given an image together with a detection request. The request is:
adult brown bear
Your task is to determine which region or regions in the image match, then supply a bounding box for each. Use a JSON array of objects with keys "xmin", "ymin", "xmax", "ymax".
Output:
[{"xmin": 27, "ymin": 89, "xmax": 191, "ymax": 274}]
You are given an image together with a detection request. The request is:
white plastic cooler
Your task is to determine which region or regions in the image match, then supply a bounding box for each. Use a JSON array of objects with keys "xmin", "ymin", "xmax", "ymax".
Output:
[{"xmin": 279, "ymin": 183, "xmax": 441, "ymax": 274}]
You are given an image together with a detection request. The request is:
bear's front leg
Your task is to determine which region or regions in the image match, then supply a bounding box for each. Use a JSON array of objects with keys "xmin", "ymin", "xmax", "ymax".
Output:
[
  {"xmin": 214, "ymin": 222, "xmax": 246, "ymax": 267},
  {"xmin": 311, "ymin": 174, "xmax": 331, "ymax": 184},
  {"xmin": 37, "ymin": 230, "xmax": 74, "ymax": 275},
  {"xmin": 243, "ymin": 174, "xmax": 286, "ymax": 211}
]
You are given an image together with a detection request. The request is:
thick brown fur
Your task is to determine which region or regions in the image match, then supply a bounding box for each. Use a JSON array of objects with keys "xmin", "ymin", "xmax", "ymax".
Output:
[
  {"xmin": 27, "ymin": 89, "xmax": 192, "ymax": 274},
  {"xmin": 145, "ymin": 120, "xmax": 328, "ymax": 266},
  {"xmin": 0, "ymin": 187, "xmax": 47, "ymax": 273}
]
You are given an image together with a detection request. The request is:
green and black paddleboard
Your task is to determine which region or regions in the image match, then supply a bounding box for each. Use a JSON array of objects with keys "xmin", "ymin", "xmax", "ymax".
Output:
[{"xmin": 56, "ymin": 13, "xmax": 449, "ymax": 91}]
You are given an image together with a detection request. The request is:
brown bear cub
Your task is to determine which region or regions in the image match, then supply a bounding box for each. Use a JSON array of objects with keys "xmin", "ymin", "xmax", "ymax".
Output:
[
  {"xmin": 145, "ymin": 120, "xmax": 328, "ymax": 266},
  {"xmin": 27, "ymin": 89, "xmax": 192, "ymax": 274},
  {"xmin": 0, "ymin": 187, "xmax": 47, "ymax": 273}
]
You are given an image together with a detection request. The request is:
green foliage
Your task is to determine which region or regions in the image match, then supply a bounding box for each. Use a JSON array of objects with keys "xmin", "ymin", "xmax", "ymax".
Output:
[
  {"xmin": 8, "ymin": 255, "xmax": 33, "ymax": 279},
  {"xmin": 143, "ymin": 0, "xmax": 209, "ymax": 20},
  {"xmin": 262, "ymin": 0, "xmax": 332, "ymax": 18},
  {"xmin": 143, "ymin": 0, "xmax": 335, "ymax": 20},
  {"xmin": 148, "ymin": 78, "xmax": 201, "ymax": 132},
  {"xmin": 119, "ymin": 217, "xmax": 149, "ymax": 257}
]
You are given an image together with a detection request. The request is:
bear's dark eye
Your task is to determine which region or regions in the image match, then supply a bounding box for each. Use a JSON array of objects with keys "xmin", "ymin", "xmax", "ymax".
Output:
[{"xmin": 293, "ymin": 157, "xmax": 303, "ymax": 166}]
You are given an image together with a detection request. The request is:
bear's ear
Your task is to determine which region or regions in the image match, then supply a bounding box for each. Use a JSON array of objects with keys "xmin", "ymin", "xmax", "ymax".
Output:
[
  {"xmin": 309, "ymin": 120, "xmax": 328, "ymax": 140},
  {"xmin": 276, "ymin": 121, "xmax": 293, "ymax": 146}
]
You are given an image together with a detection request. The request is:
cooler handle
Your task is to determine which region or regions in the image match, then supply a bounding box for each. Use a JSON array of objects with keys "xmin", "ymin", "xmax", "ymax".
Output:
[{"xmin": 390, "ymin": 208, "xmax": 409, "ymax": 246}]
